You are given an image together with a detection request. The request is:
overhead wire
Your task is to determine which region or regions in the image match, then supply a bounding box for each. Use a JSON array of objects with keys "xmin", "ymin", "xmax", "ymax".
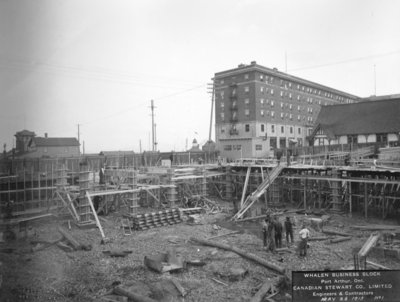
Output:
[
  {"xmin": 0, "ymin": 59, "xmax": 204, "ymax": 88},
  {"xmin": 288, "ymin": 49, "xmax": 400, "ymax": 72}
]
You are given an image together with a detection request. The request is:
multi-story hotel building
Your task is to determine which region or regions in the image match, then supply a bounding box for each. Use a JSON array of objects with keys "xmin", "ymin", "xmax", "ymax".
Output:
[{"xmin": 213, "ymin": 61, "xmax": 360, "ymax": 159}]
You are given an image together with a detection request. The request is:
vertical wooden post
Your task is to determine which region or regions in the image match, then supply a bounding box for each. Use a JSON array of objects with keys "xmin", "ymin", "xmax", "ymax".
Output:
[
  {"xmin": 38, "ymin": 172, "xmax": 41, "ymax": 208},
  {"xmin": 261, "ymin": 168, "xmax": 268, "ymax": 207},
  {"xmin": 202, "ymin": 168, "xmax": 207, "ymax": 197},
  {"xmin": 317, "ymin": 180, "xmax": 322, "ymax": 209},
  {"xmin": 8, "ymin": 175, "xmax": 10, "ymax": 204},
  {"xmin": 31, "ymin": 166, "xmax": 34, "ymax": 203},
  {"xmin": 349, "ymin": 181, "xmax": 352, "ymax": 218},
  {"xmin": 364, "ymin": 183, "xmax": 368, "ymax": 219},
  {"xmin": 225, "ymin": 167, "xmax": 233, "ymax": 200},
  {"xmin": 45, "ymin": 164, "xmax": 48, "ymax": 207},
  {"xmin": 51, "ymin": 162, "xmax": 54, "ymax": 206},
  {"xmin": 303, "ymin": 178, "xmax": 307, "ymax": 210},
  {"xmin": 23, "ymin": 167, "xmax": 26, "ymax": 203}
]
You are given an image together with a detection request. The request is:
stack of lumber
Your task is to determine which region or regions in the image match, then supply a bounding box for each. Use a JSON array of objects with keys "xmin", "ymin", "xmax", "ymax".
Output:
[
  {"xmin": 132, "ymin": 208, "xmax": 182, "ymax": 230},
  {"xmin": 180, "ymin": 207, "xmax": 202, "ymax": 215}
]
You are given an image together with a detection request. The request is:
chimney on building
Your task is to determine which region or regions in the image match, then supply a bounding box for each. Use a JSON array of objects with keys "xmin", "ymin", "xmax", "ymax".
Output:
[
  {"xmin": 44, "ymin": 133, "xmax": 48, "ymax": 138},
  {"xmin": 250, "ymin": 61, "xmax": 257, "ymax": 65},
  {"xmin": 238, "ymin": 63, "xmax": 245, "ymax": 68}
]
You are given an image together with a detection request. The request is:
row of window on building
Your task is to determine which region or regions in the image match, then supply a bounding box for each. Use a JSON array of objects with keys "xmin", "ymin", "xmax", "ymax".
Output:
[
  {"xmin": 222, "ymin": 136, "xmax": 303, "ymax": 151},
  {"xmin": 218, "ymin": 74, "xmax": 355, "ymax": 104},
  {"xmin": 219, "ymin": 89, "xmax": 332, "ymax": 108},
  {"xmin": 223, "ymin": 144, "xmax": 263, "ymax": 151},
  {"xmin": 221, "ymin": 99, "xmax": 317, "ymax": 114},
  {"xmin": 220, "ymin": 111, "xmax": 313, "ymax": 123},
  {"xmin": 221, "ymin": 124, "xmax": 302, "ymax": 135}
]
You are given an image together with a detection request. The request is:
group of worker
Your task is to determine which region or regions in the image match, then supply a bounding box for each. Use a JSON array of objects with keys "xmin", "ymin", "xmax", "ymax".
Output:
[{"xmin": 262, "ymin": 215, "xmax": 310, "ymax": 257}]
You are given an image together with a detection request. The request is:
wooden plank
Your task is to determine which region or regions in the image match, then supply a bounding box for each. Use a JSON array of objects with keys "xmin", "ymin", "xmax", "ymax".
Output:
[
  {"xmin": 207, "ymin": 231, "xmax": 240, "ymax": 240},
  {"xmin": 57, "ymin": 191, "xmax": 79, "ymax": 221},
  {"xmin": 58, "ymin": 226, "xmax": 81, "ymax": 250},
  {"xmin": 329, "ymin": 236, "xmax": 352, "ymax": 244},
  {"xmin": 86, "ymin": 191, "xmax": 106, "ymax": 239},
  {"xmin": 240, "ymin": 167, "xmax": 251, "ymax": 207},
  {"xmin": 191, "ymin": 237, "xmax": 285, "ymax": 274},
  {"xmin": 366, "ymin": 260, "xmax": 389, "ymax": 270},
  {"xmin": 113, "ymin": 286, "xmax": 157, "ymax": 302},
  {"xmin": 322, "ymin": 229, "xmax": 352, "ymax": 237},
  {"xmin": 358, "ymin": 233, "xmax": 381, "ymax": 257},
  {"xmin": 250, "ymin": 277, "xmax": 281, "ymax": 302}
]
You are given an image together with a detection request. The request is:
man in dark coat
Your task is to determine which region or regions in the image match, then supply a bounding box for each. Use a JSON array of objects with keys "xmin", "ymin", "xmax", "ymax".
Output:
[
  {"xmin": 284, "ymin": 216, "xmax": 294, "ymax": 245},
  {"xmin": 264, "ymin": 217, "xmax": 276, "ymax": 253},
  {"xmin": 274, "ymin": 217, "xmax": 283, "ymax": 249}
]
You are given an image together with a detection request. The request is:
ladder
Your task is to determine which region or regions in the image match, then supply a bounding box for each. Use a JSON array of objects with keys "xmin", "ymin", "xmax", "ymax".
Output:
[
  {"xmin": 121, "ymin": 217, "xmax": 133, "ymax": 236},
  {"xmin": 232, "ymin": 165, "xmax": 284, "ymax": 220}
]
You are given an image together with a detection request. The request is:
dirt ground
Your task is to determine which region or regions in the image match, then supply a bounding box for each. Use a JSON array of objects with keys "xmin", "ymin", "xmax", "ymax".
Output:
[{"xmin": 1, "ymin": 201, "xmax": 400, "ymax": 302}]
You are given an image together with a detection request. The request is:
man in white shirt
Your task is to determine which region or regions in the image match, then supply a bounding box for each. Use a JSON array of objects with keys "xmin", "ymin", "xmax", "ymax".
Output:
[{"xmin": 298, "ymin": 224, "xmax": 310, "ymax": 257}]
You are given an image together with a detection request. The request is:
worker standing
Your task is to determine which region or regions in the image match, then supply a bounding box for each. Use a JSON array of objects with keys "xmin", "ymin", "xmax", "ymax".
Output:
[
  {"xmin": 261, "ymin": 219, "xmax": 268, "ymax": 247},
  {"xmin": 284, "ymin": 216, "xmax": 294, "ymax": 246},
  {"xmin": 265, "ymin": 218, "xmax": 276, "ymax": 253},
  {"xmin": 5, "ymin": 200, "xmax": 14, "ymax": 219},
  {"xmin": 298, "ymin": 224, "xmax": 310, "ymax": 257},
  {"xmin": 274, "ymin": 217, "xmax": 283, "ymax": 249}
]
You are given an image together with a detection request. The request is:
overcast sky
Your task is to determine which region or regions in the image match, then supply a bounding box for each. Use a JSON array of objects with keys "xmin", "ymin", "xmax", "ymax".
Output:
[{"xmin": 1, "ymin": 0, "xmax": 399, "ymax": 153}]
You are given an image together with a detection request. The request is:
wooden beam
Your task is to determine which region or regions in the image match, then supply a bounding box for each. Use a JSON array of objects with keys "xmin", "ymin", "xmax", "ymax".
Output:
[
  {"xmin": 190, "ymin": 237, "xmax": 286, "ymax": 274},
  {"xmin": 241, "ymin": 167, "xmax": 251, "ymax": 207},
  {"xmin": 85, "ymin": 191, "xmax": 106, "ymax": 239},
  {"xmin": 283, "ymin": 175, "xmax": 400, "ymax": 186},
  {"xmin": 88, "ymin": 188, "xmax": 141, "ymax": 197},
  {"xmin": 303, "ymin": 179, "xmax": 307, "ymax": 211},
  {"xmin": 144, "ymin": 188, "xmax": 160, "ymax": 204},
  {"xmin": 58, "ymin": 226, "xmax": 82, "ymax": 250},
  {"xmin": 113, "ymin": 286, "xmax": 157, "ymax": 302},
  {"xmin": 364, "ymin": 183, "xmax": 368, "ymax": 219}
]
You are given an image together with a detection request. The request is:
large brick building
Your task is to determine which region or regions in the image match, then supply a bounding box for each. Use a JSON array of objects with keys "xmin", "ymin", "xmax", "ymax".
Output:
[{"xmin": 213, "ymin": 61, "xmax": 359, "ymax": 159}]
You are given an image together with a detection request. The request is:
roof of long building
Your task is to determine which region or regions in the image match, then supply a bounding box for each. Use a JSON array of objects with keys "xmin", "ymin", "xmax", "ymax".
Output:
[
  {"xmin": 214, "ymin": 62, "xmax": 360, "ymax": 99},
  {"xmin": 31, "ymin": 137, "xmax": 80, "ymax": 147},
  {"xmin": 15, "ymin": 129, "xmax": 36, "ymax": 136},
  {"xmin": 314, "ymin": 97, "xmax": 400, "ymax": 138}
]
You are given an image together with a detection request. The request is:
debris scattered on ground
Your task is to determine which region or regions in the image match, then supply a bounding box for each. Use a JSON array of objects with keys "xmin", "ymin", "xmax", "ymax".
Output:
[
  {"xmin": 102, "ymin": 250, "xmax": 133, "ymax": 257},
  {"xmin": 144, "ymin": 248, "xmax": 186, "ymax": 273}
]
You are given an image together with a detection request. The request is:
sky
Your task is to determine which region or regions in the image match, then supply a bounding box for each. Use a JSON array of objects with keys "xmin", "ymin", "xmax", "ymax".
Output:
[{"xmin": 1, "ymin": 0, "xmax": 400, "ymax": 153}]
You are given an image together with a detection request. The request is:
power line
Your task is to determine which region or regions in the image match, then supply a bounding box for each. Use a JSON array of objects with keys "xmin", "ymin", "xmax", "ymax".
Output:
[
  {"xmin": 78, "ymin": 83, "xmax": 206, "ymax": 126},
  {"xmin": 0, "ymin": 59, "xmax": 204, "ymax": 88},
  {"xmin": 288, "ymin": 50, "xmax": 400, "ymax": 72},
  {"xmin": 154, "ymin": 84, "xmax": 206, "ymax": 100}
]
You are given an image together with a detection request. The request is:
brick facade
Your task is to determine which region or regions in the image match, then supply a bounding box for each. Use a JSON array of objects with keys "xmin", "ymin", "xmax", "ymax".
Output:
[{"xmin": 214, "ymin": 61, "xmax": 359, "ymax": 160}]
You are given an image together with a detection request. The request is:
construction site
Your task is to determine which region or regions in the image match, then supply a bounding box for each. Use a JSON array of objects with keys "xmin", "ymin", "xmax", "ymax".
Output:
[{"xmin": 0, "ymin": 144, "xmax": 400, "ymax": 302}]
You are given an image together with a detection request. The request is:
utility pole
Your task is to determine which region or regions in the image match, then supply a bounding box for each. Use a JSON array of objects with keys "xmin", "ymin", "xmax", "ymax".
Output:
[
  {"xmin": 207, "ymin": 82, "xmax": 215, "ymax": 143},
  {"xmin": 139, "ymin": 139, "xmax": 142, "ymax": 153},
  {"xmin": 77, "ymin": 124, "xmax": 81, "ymax": 155},
  {"xmin": 374, "ymin": 64, "xmax": 377, "ymax": 96},
  {"xmin": 83, "ymin": 140, "xmax": 85, "ymax": 155},
  {"xmin": 154, "ymin": 123, "xmax": 158, "ymax": 151},
  {"xmin": 150, "ymin": 100, "xmax": 156, "ymax": 152}
]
